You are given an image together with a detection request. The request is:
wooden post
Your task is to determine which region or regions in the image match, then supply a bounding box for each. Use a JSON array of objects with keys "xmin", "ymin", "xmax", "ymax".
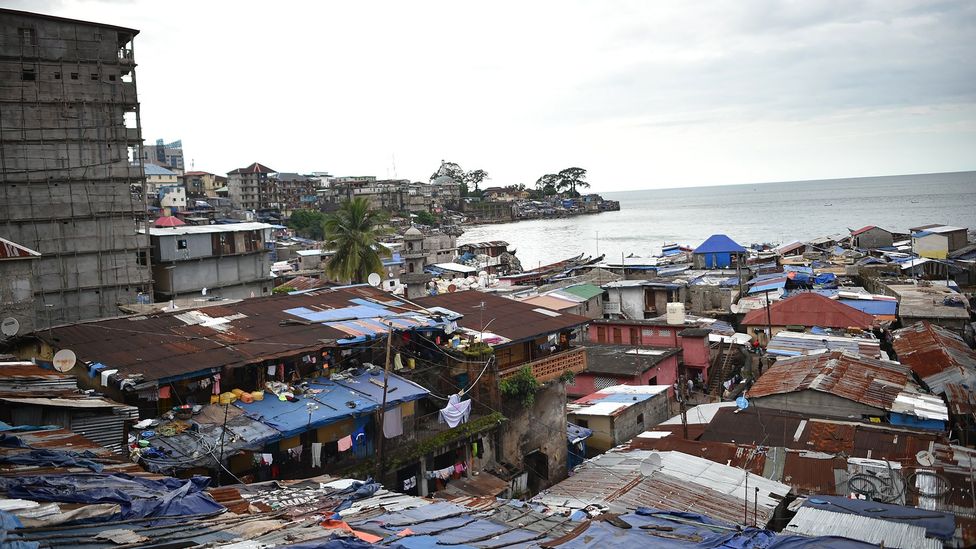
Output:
[{"xmin": 375, "ymin": 322, "xmax": 394, "ymax": 481}]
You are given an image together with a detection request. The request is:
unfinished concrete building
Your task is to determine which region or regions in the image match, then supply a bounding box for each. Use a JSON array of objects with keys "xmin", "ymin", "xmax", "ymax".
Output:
[{"xmin": 0, "ymin": 9, "xmax": 152, "ymax": 325}]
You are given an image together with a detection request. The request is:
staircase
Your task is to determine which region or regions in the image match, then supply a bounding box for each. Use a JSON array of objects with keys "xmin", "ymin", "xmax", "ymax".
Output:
[{"xmin": 708, "ymin": 343, "xmax": 736, "ymax": 397}]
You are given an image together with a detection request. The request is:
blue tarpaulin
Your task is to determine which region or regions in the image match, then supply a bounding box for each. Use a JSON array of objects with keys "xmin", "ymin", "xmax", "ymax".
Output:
[
  {"xmin": 0, "ymin": 510, "xmax": 39, "ymax": 549},
  {"xmin": 838, "ymin": 299, "xmax": 897, "ymax": 316},
  {"xmin": 0, "ymin": 421, "xmax": 57, "ymax": 433},
  {"xmin": 235, "ymin": 371, "xmax": 429, "ymax": 441},
  {"xmin": 0, "ymin": 449, "xmax": 104, "ymax": 472},
  {"xmin": 0, "ymin": 474, "xmax": 222, "ymax": 523}
]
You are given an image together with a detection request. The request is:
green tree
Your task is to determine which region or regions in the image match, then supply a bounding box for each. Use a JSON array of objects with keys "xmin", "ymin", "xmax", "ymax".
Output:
[
  {"xmin": 499, "ymin": 366, "xmax": 540, "ymax": 408},
  {"xmin": 536, "ymin": 173, "xmax": 560, "ymax": 197},
  {"xmin": 288, "ymin": 209, "xmax": 327, "ymax": 240},
  {"xmin": 415, "ymin": 210, "xmax": 436, "ymax": 226},
  {"xmin": 431, "ymin": 161, "xmax": 468, "ymax": 196},
  {"xmin": 465, "ymin": 169, "xmax": 489, "ymax": 195},
  {"xmin": 322, "ymin": 198, "xmax": 392, "ymax": 283},
  {"xmin": 557, "ymin": 167, "xmax": 589, "ymax": 196}
]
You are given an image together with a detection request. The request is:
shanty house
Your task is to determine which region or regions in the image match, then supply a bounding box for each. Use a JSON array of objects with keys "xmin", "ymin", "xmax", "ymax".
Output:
[
  {"xmin": 746, "ymin": 351, "xmax": 947, "ymax": 429},
  {"xmin": 850, "ymin": 226, "xmax": 893, "ymax": 249},
  {"xmin": 740, "ymin": 292, "xmax": 875, "ymax": 342},
  {"xmin": 588, "ymin": 319, "xmax": 713, "ymax": 384},
  {"xmin": 566, "ymin": 385, "xmax": 671, "ymax": 454},
  {"xmin": 569, "ymin": 345, "xmax": 680, "ymax": 398},
  {"xmin": 910, "ymin": 224, "xmax": 969, "ymax": 254},
  {"xmin": 692, "ymin": 234, "xmax": 747, "ymax": 269}
]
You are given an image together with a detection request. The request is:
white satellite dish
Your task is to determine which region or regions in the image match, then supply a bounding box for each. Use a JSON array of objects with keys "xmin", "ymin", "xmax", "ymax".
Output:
[
  {"xmin": 916, "ymin": 450, "xmax": 936, "ymax": 466},
  {"xmin": 52, "ymin": 349, "xmax": 77, "ymax": 372},
  {"xmin": 1, "ymin": 317, "xmax": 20, "ymax": 337},
  {"xmin": 201, "ymin": 287, "xmax": 208, "ymax": 296},
  {"xmin": 639, "ymin": 452, "xmax": 662, "ymax": 477},
  {"xmin": 367, "ymin": 273, "xmax": 382, "ymax": 287}
]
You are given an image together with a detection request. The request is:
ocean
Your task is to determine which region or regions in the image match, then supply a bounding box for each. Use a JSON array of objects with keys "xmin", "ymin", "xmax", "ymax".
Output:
[{"xmin": 458, "ymin": 171, "xmax": 976, "ymax": 269}]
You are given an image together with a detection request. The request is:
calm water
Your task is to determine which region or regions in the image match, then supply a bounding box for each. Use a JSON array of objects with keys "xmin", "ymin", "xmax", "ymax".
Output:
[{"xmin": 460, "ymin": 171, "xmax": 976, "ymax": 268}]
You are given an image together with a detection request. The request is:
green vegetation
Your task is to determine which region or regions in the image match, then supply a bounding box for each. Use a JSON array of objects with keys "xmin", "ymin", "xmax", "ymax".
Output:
[
  {"xmin": 272, "ymin": 286, "xmax": 295, "ymax": 295},
  {"xmin": 535, "ymin": 167, "xmax": 590, "ymax": 197},
  {"xmin": 559, "ymin": 369, "xmax": 576, "ymax": 385},
  {"xmin": 323, "ymin": 198, "xmax": 392, "ymax": 283},
  {"xmin": 288, "ymin": 209, "xmax": 327, "ymax": 240},
  {"xmin": 500, "ymin": 366, "xmax": 540, "ymax": 408},
  {"xmin": 414, "ymin": 210, "xmax": 437, "ymax": 226},
  {"xmin": 430, "ymin": 161, "xmax": 490, "ymax": 197}
]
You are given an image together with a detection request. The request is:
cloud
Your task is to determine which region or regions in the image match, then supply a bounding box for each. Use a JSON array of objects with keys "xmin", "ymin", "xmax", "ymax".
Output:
[{"xmin": 12, "ymin": 0, "xmax": 975, "ymax": 190}]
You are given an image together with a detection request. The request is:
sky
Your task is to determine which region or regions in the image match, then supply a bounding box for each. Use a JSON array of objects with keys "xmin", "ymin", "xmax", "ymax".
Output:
[{"xmin": 9, "ymin": 0, "xmax": 976, "ymax": 191}]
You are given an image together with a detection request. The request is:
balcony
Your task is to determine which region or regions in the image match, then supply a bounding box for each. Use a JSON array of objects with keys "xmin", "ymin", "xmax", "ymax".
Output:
[{"xmin": 499, "ymin": 346, "xmax": 587, "ymax": 384}]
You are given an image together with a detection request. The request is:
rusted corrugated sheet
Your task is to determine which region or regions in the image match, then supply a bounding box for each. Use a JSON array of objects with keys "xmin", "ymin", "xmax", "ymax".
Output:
[
  {"xmin": 893, "ymin": 321, "xmax": 976, "ymax": 394},
  {"xmin": 748, "ymin": 351, "xmax": 910, "ymax": 410},
  {"xmin": 34, "ymin": 286, "xmax": 424, "ymax": 383},
  {"xmin": 945, "ymin": 383, "xmax": 976, "ymax": 415},
  {"xmin": 415, "ymin": 291, "xmax": 590, "ymax": 344},
  {"xmin": 781, "ymin": 453, "xmax": 846, "ymax": 494},
  {"xmin": 0, "ymin": 428, "xmax": 149, "ymax": 477}
]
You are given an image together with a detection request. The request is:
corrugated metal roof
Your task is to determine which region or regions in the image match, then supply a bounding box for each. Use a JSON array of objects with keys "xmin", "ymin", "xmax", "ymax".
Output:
[
  {"xmin": 748, "ymin": 351, "xmax": 910, "ymax": 411},
  {"xmin": 584, "ymin": 345, "xmax": 679, "ymax": 377},
  {"xmin": 766, "ymin": 331, "xmax": 881, "ymax": 358},
  {"xmin": 415, "ymin": 290, "xmax": 590, "ymax": 344},
  {"xmin": 34, "ymin": 286, "xmax": 434, "ymax": 383},
  {"xmin": 784, "ymin": 507, "xmax": 940, "ymax": 549},
  {"xmin": 144, "ymin": 222, "xmax": 273, "ymax": 236},
  {"xmin": 0, "ymin": 237, "xmax": 40, "ymax": 260},
  {"xmin": 741, "ymin": 292, "xmax": 875, "ymax": 329},
  {"xmin": 532, "ymin": 449, "xmax": 790, "ymax": 527},
  {"xmin": 568, "ymin": 385, "xmax": 670, "ymax": 416},
  {"xmin": 892, "ymin": 321, "xmax": 976, "ymax": 394}
]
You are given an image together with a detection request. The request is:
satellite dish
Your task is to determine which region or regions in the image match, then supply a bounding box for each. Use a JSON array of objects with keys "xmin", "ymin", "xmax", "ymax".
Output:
[
  {"xmin": 736, "ymin": 396, "xmax": 750, "ymax": 410},
  {"xmin": 52, "ymin": 349, "xmax": 77, "ymax": 372},
  {"xmin": 916, "ymin": 450, "xmax": 936, "ymax": 466},
  {"xmin": 448, "ymin": 284, "xmax": 457, "ymax": 293},
  {"xmin": 388, "ymin": 271, "xmax": 394, "ymax": 279},
  {"xmin": 1, "ymin": 317, "xmax": 19, "ymax": 337},
  {"xmin": 201, "ymin": 287, "xmax": 208, "ymax": 296},
  {"xmin": 639, "ymin": 453, "xmax": 662, "ymax": 477},
  {"xmin": 367, "ymin": 273, "xmax": 382, "ymax": 287}
]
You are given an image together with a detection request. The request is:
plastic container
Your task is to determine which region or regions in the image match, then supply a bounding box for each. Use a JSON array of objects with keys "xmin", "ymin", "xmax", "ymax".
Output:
[{"xmin": 666, "ymin": 302, "xmax": 686, "ymax": 325}]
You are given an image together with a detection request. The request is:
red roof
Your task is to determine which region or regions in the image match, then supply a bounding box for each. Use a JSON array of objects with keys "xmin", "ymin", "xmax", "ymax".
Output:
[
  {"xmin": 851, "ymin": 225, "xmax": 885, "ymax": 236},
  {"xmin": 0, "ymin": 237, "xmax": 40, "ymax": 260},
  {"xmin": 228, "ymin": 162, "xmax": 275, "ymax": 175},
  {"xmin": 741, "ymin": 292, "xmax": 874, "ymax": 329},
  {"xmin": 748, "ymin": 351, "xmax": 910, "ymax": 410},
  {"xmin": 891, "ymin": 321, "xmax": 976, "ymax": 393}
]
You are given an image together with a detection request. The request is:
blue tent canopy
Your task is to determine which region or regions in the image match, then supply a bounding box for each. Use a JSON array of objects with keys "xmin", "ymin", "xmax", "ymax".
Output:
[{"xmin": 693, "ymin": 234, "xmax": 747, "ymax": 254}]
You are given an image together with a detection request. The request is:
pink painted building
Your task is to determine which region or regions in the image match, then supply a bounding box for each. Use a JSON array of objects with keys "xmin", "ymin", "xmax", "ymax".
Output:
[
  {"xmin": 568, "ymin": 345, "xmax": 680, "ymax": 398},
  {"xmin": 587, "ymin": 320, "xmax": 712, "ymax": 384}
]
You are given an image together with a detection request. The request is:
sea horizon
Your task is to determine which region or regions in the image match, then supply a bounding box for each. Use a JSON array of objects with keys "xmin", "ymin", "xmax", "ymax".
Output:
[{"xmin": 460, "ymin": 170, "xmax": 976, "ymax": 269}]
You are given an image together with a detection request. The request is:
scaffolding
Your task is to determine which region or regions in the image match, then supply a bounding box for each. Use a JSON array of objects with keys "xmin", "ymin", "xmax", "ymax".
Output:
[{"xmin": 0, "ymin": 9, "xmax": 152, "ymax": 326}]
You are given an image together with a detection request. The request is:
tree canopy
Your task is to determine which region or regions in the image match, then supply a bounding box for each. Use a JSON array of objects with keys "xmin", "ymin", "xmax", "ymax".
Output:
[
  {"xmin": 430, "ymin": 161, "xmax": 489, "ymax": 197},
  {"xmin": 322, "ymin": 198, "xmax": 392, "ymax": 283},
  {"xmin": 556, "ymin": 167, "xmax": 589, "ymax": 196},
  {"xmin": 288, "ymin": 209, "xmax": 327, "ymax": 240}
]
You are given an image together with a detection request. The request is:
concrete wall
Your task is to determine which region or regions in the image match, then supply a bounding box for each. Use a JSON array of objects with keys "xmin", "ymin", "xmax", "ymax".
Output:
[
  {"xmin": 0, "ymin": 259, "xmax": 36, "ymax": 339},
  {"xmin": 152, "ymin": 254, "xmax": 271, "ymax": 300},
  {"xmin": 499, "ymin": 382, "xmax": 568, "ymax": 489},
  {"xmin": 570, "ymin": 391, "xmax": 671, "ymax": 453},
  {"xmin": 752, "ymin": 391, "xmax": 882, "ymax": 419},
  {"xmin": 605, "ymin": 287, "xmax": 646, "ymax": 320},
  {"xmin": 852, "ymin": 228, "xmax": 893, "ymax": 249},
  {"xmin": 1, "ymin": 12, "xmax": 151, "ymax": 324},
  {"xmin": 913, "ymin": 233, "xmax": 949, "ymax": 259}
]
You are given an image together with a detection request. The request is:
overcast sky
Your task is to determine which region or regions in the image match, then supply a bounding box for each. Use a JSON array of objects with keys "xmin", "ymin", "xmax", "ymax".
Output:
[{"xmin": 11, "ymin": 0, "xmax": 976, "ymax": 191}]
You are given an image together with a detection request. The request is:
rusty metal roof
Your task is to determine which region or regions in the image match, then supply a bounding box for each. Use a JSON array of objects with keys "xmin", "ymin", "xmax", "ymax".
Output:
[
  {"xmin": 0, "ymin": 362, "xmax": 78, "ymax": 397},
  {"xmin": 414, "ymin": 290, "xmax": 590, "ymax": 344},
  {"xmin": 892, "ymin": 321, "xmax": 976, "ymax": 394},
  {"xmin": 0, "ymin": 428, "xmax": 149, "ymax": 477},
  {"xmin": 741, "ymin": 292, "xmax": 875, "ymax": 329},
  {"xmin": 945, "ymin": 383, "xmax": 976, "ymax": 415},
  {"xmin": 33, "ymin": 286, "xmax": 428, "ymax": 383},
  {"xmin": 748, "ymin": 351, "xmax": 911, "ymax": 411}
]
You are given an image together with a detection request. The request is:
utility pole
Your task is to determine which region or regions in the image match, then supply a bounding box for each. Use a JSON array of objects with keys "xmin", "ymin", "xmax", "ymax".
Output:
[
  {"xmin": 763, "ymin": 289, "xmax": 773, "ymax": 347},
  {"xmin": 678, "ymin": 374, "xmax": 689, "ymax": 439},
  {"xmin": 744, "ymin": 463, "xmax": 749, "ymax": 526},
  {"xmin": 217, "ymin": 402, "xmax": 229, "ymax": 484},
  {"xmin": 375, "ymin": 321, "xmax": 394, "ymax": 480}
]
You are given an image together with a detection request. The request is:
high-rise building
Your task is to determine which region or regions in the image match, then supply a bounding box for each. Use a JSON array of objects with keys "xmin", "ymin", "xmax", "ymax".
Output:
[
  {"xmin": 0, "ymin": 9, "xmax": 152, "ymax": 325},
  {"xmin": 227, "ymin": 162, "xmax": 276, "ymax": 211},
  {"xmin": 142, "ymin": 138, "xmax": 184, "ymax": 172}
]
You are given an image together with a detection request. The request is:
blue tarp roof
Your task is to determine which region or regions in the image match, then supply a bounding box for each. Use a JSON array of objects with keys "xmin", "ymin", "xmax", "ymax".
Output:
[
  {"xmin": 838, "ymin": 299, "xmax": 897, "ymax": 316},
  {"xmin": 749, "ymin": 278, "xmax": 787, "ymax": 294},
  {"xmin": 234, "ymin": 371, "xmax": 429, "ymax": 440},
  {"xmin": 694, "ymin": 234, "xmax": 747, "ymax": 254}
]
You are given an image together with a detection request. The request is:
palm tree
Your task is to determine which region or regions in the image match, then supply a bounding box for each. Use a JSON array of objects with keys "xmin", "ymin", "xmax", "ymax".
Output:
[{"xmin": 323, "ymin": 198, "xmax": 392, "ymax": 283}]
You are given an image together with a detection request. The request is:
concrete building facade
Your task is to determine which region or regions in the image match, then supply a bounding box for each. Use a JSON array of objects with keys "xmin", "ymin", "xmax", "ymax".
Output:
[
  {"xmin": 144, "ymin": 163, "xmax": 178, "ymax": 195},
  {"xmin": 0, "ymin": 9, "xmax": 152, "ymax": 325},
  {"xmin": 183, "ymin": 171, "xmax": 226, "ymax": 198},
  {"xmin": 227, "ymin": 162, "xmax": 276, "ymax": 211},
  {"xmin": 0, "ymin": 238, "xmax": 41, "ymax": 341},
  {"xmin": 144, "ymin": 222, "xmax": 273, "ymax": 301},
  {"xmin": 141, "ymin": 138, "xmax": 183, "ymax": 172}
]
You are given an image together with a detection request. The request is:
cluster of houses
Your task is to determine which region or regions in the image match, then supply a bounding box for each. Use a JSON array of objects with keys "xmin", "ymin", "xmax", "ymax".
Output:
[{"xmin": 1, "ymin": 219, "xmax": 974, "ymax": 547}]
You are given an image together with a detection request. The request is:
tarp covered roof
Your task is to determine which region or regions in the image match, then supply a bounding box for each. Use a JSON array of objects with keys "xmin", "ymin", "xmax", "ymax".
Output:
[{"xmin": 693, "ymin": 234, "xmax": 747, "ymax": 254}]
